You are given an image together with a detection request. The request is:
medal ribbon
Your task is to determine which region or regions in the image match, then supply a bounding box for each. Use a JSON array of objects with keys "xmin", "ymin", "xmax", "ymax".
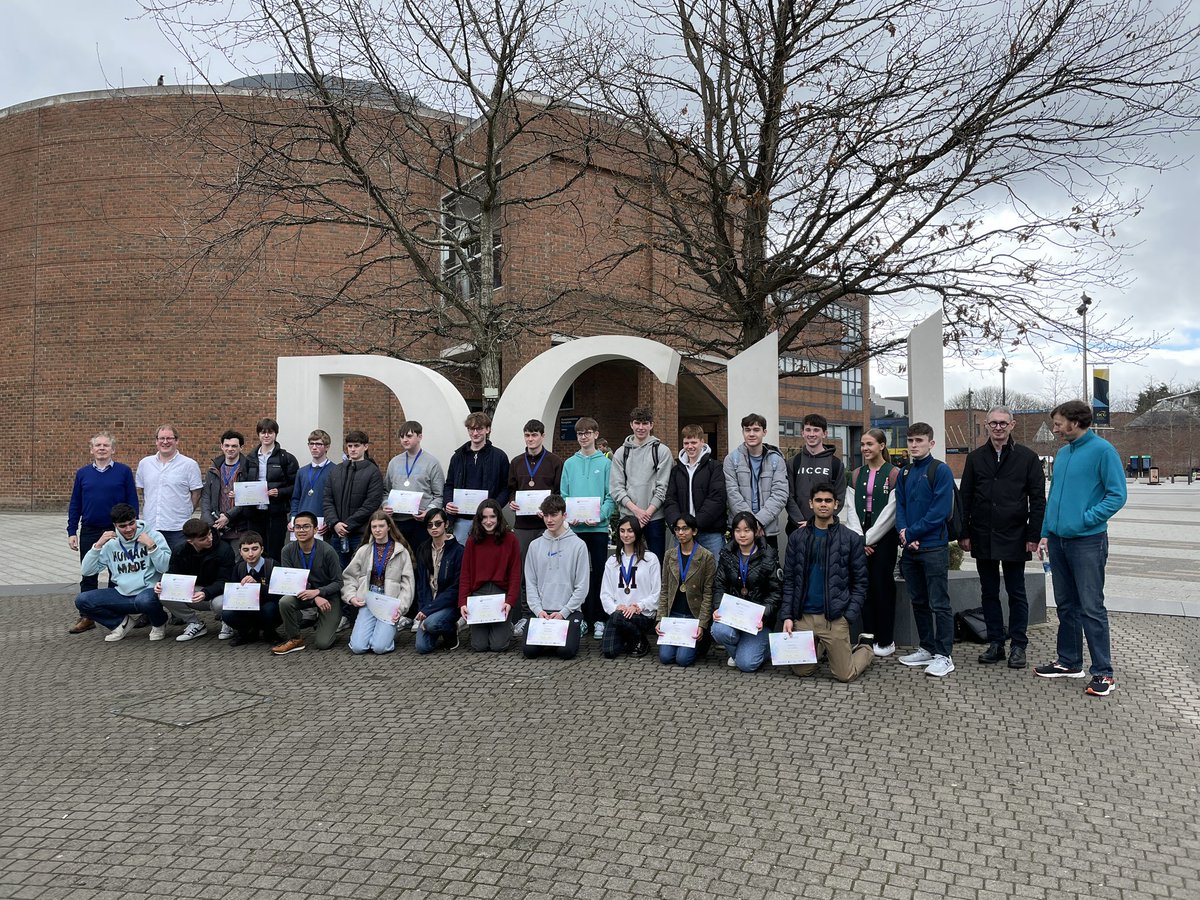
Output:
[
  {"xmin": 373, "ymin": 540, "xmax": 392, "ymax": 583},
  {"xmin": 524, "ymin": 451, "xmax": 545, "ymax": 483},
  {"xmin": 677, "ymin": 544, "xmax": 695, "ymax": 586},
  {"xmin": 619, "ymin": 552, "xmax": 636, "ymax": 591},
  {"xmin": 738, "ymin": 547, "xmax": 755, "ymax": 590},
  {"xmin": 404, "ymin": 450, "xmax": 422, "ymax": 480}
]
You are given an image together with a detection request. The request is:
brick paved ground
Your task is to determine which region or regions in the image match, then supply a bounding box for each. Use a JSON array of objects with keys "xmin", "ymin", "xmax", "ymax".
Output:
[{"xmin": 1, "ymin": 594, "xmax": 1196, "ymax": 900}]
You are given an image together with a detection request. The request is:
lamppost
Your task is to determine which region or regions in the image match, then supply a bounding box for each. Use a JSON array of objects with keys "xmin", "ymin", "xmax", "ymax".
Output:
[
  {"xmin": 999, "ymin": 358, "xmax": 1008, "ymax": 406},
  {"xmin": 1077, "ymin": 292, "xmax": 1092, "ymax": 402}
]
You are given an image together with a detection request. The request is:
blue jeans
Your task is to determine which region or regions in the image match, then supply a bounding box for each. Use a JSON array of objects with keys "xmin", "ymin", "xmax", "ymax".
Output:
[
  {"xmin": 644, "ymin": 519, "xmax": 666, "ymax": 563},
  {"xmin": 452, "ymin": 517, "xmax": 473, "ymax": 545},
  {"xmin": 348, "ymin": 604, "xmax": 398, "ymax": 654},
  {"xmin": 160, "ymin": 530, "xmax": 186, "ymax": 554},
  {"xmin": 75, "ymin": 587, "xmax": 166, "ymax": 630},
  {"xmin": 414, "ymin": 606, "xmax": 459, "ymax": 654},
  {"xmin": 900, "ymin": 546, "xmax": 952, "ymax": 657},
  {"xmin": 695, "ymin": 531, "xmax": 725, "ymax": 559},
  {"xmin": 711, "ymin": 621, "xmax": 769, "ymax": 672},
  {"xmin": 1048, "ymin": 532, "xmax": 1112, "ymax": 677},
  {"xmin": 659, "ymin": 642, "xmax": 698, "ymax": 667}
]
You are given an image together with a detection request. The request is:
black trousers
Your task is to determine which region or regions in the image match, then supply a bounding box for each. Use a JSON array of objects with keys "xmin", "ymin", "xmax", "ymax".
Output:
[
  {"xmin": 521, "ymin": 613, "xmax": 583, "ymax": 660},
  {"xmin": 862, "ymin": 531, "xmax": 899, "ymax": 645},
  {"xmin": 977, "ymin": 558, "xmax": 1029, "ymax": 648}
]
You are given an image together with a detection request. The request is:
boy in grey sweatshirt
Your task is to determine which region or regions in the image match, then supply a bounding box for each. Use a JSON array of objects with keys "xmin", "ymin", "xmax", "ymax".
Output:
[{"xmin": 522, "ymin": 495, "xmax": 590, "ymax": 660}]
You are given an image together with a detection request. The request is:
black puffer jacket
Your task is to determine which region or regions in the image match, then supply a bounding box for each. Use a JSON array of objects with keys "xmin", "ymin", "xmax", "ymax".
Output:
[
  {"xmin": 780, "ymin": 519, "xmax": 867, "ymax": 623},
  {"xmin": 244, "ymin": 445, "xmax": 300, "ymax": 514},
  {"xmin": 713, "ymin": 540, "xmax": 782, "ymax": 628},
  {"xmin": 323, "ymin": 458, "xmax": 385, "ymax": 536}
]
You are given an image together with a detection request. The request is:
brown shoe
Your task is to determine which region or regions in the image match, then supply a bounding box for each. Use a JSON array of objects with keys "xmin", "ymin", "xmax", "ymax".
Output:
[
  {"xmin": 271, "ymin": 636, "xmax": 306, "ymax": 655},
  {"xmin": 68, "ymin": 618, "xmax": 96, "ymax": 634}
]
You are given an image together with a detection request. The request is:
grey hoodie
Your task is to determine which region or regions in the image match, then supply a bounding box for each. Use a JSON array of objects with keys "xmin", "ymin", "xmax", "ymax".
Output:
[
  {"xmin": 608, "ymin": 435, "xmax": 672, "ymax": 522},
  {"xmin": 524, "ymin": 527, "xmax": 590, "ymax": 617}
]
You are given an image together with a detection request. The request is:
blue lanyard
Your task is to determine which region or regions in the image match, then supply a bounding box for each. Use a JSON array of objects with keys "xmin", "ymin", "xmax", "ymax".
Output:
[
  {"xmin": 119, "ymin": 540, "xmax": 139, "ymax": 563},
  {"xmin": 299, "ymin": 546, "xmax": 314, "ymax": 570},
  {"xmin": 738, "ymin": 547, "xmax": 755, "ymax": 587},
  {"xmin": 303, "ymin": 464, "xmax": 331, "ymax": 497},
  {"xmin": 619, "ymin": 552, "xmax": 635, "ymax": 589},
  {"xmin": 404, "ymin": 450, "xmax": 422, "ymax": 480},
  {"xmin": 221, "ymin": 459, "xmax": 241, "ymax": 488},
  {"xmin": 524, "ymin": 452, "xmax": 545, "ymax": 482},
  {"xmin": 373, "ymin": 541, "xmax": 392, "ymax": 581},
  {"xmin": 677, "ymin": 545, "xmax": 695, "ymax": 585}
]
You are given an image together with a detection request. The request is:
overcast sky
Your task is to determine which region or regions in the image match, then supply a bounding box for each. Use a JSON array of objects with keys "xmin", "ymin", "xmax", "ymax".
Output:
[{"xmin": 4, "ymin": 0, "xmax": 1198, "ymax": 409}]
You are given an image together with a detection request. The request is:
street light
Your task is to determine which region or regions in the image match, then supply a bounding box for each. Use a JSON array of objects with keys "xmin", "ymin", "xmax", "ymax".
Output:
[
  {"xmin": 1077, "ymin": 292, "xmax": 1092, "ymax": 403},
  {"xmin": 999, "ymin": 358, "xmax": 1008, "ymax": 406}
]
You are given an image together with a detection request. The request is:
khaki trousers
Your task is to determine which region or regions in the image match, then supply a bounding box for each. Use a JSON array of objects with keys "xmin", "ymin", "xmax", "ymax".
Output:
[{"xmin": 790, "ymin": 614, "xmax": 873, "ymax": 683}]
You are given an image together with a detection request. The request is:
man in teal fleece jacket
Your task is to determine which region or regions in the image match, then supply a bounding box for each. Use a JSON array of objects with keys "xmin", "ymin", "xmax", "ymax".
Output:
[{"xmin": 1035, "ymin": 400, "xmax": 1127, "ymax": 697}]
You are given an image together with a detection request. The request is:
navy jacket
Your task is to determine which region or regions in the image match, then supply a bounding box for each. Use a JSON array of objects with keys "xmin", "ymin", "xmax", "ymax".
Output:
[
  {"xmin": 443, "ymin": 440, "xmax": 511, "ymax": 512},
  {"xmin": 414, "ymin": 537, "xmax": 465, "ymax": 616},
  {"xmin": 780, "ymin": 520, "xmax": 867, "ymax": 623}
]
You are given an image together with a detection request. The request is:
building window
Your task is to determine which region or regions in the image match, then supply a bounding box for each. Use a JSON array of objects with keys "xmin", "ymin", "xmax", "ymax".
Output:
[
  {"xmin": 441, "ymin": 173, "xmax": 502, "ymax": 299},
  {"xmin": 840, "ymin": 367, "xmax": 863, "ymax": 411}
]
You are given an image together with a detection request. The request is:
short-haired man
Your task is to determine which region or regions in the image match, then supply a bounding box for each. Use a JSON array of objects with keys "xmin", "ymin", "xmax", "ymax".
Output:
[
  {"xmin": 609, "ymin": 406, "xmax": 673, "ymax": 561},
  {"xmin": 780, "ymin": 484, "xmax": 872, "ymax": 683},
  {"xmin": 384, "ymin": 420, "xmax": 445, "ymax": 553},
  {"xmin": 323, "ymin": 429, "xmax": 385, "ymax": 569},
  {"xmin": 200, "ymin": 430, "xmax": 250, "ymax": 550},
  {"xmin": 559, "ymin": 416, "xmax": 614, "ymax": 640},
  {"xmin": 443, "ymin": 412, "xmax": 510, "ymax": 544},
  {"xmin": 723, "ymin": 413, "xmax": 790, "ymax": 546},
  {"xmin": 136, "ymin": 424, "xmax": 203, "ymax": 554},
  {"xmin": 507, "ymin": 419, "xmax": 565, "ymax": 634},
  {"xmin": 155, "ymin": 518, "xmax": 237, "ymax": 643},
  {"xmin": 1035, "ymin": 400, "xmax": 1127, "ymax": 697},
  {"xmin": 74, "ymin": 502, "xmax": 172, "ymax": 642},
  {"xmin": 521, "ymin": 495, "xmax": 590, "ymax": 660},
  {"xmin": 244, "ymin": 417, "xmax": 299, "ymax": 562},
  {"xmin": 786, "ymin": 414, "xmax": 847, "ymax": 532},
  {"xmin": 219, "ymin": 531, "xmax": 282, "ymax": 646},
  {"xmin": 272, "ymin": 511, "xmax": 345, "ymax": 654},
  {"xmin": 960, "ymin": 406, "xmax": 1046, "ymax": 669},
  {"xmin": 894, "ymin": 422, "xmax": 957, "ymax": 677},
  {"xmin": 664, "ymin": 424, "xmax": 726, "ymax": 558},
  {"xmin": 290, "ymin": 429, "xmax": 334, "ymax": 538},
  {"xmin": 67, "ymin": 431, "xmax": 138, "ymax": 634}
]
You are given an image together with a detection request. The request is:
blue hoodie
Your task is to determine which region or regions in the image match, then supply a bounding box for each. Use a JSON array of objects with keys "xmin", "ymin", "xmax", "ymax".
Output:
[
  {"xmin": 559, "ymin": 449, "xmax": 614, "ymax": 534},
  {"xmin": 1042, "ymin": 430, "xmax": 1126, "ymax": 538},
  {"xmin": 81, "ymin": 521, "xmax": 172, "ymax": 595},
  {"xmin": 894, "ymin": 454, "xmax": 954, "ymax": 548}
]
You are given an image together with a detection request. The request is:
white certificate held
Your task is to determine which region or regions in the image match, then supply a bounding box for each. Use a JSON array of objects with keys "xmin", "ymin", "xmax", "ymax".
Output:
[
  {"xmin": 222, "ymin": 582, "xmax": 261, "ymax": 611},
  {"xmin": 159, "ymin": 574, "xmax": 197, "ymax": 603},
  {"xmin": 514, "ymin": 489, "xmax": 551, "ymax": 515},
  {"xmin": 769, "ymin": 630, "xmax": 818, "ymax": 665},
  {"xmin": 453, "ymin": 489, "xmax": 489, "ymax": 516},
  {"xmin": 365, "ymin": 590, "xmax": 404, "ymax": 623},
  {"xmin": 565, "ymin": 496, "xmax": 602, "ymax": 523},
  {"xmin": 716, "ymin": 593, "xmax": 766, "ymax": 635},
  {"xmin": 526, "ymin": 617, "xmax": 570, "ymax": 647},
  {"xmin": 657, "ymin": 617, "xmax": 698, "ymax": 648},
  {"xmin": 386, "ymin": 489, "xmax": 422, "ymax": 516},
  {"xmin": 268, "ymin": 566, "xmax": 310, "ymax": 596},
  {"xmin": 233, "ymin": 481, "xmax": 270, "ymax": 506},
  {"xmin": 289, "ymin": 517, "xmax": 325, "ymax": 541},
  {"xmin": 466, "ymin": 593, "xmax": 508, "ymax": 624}
]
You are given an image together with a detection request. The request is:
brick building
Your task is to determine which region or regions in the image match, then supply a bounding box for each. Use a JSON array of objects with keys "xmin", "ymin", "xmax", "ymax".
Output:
[{"xmin": 0, "ymin": 85, "xmax": 870, "ymax": 509}]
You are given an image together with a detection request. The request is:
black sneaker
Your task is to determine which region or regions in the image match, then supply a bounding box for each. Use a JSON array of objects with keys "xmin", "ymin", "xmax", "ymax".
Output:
[
  {"xmin": 1034, "ymin": 661, "xmax": 1085, "ymax": 678},
  {"xmin": 1086, "ymin": 675, "xmax": 1115, "ymax": 697}
]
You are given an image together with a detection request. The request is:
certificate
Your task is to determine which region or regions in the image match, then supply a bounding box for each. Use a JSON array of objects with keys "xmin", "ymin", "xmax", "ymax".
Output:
[
  {"xmin": 268, "ymin": 566, "xmax": 309, "ymax": 595},
  {"xmin": 769, "ymin": 630, "xmax": 818, "ymax": 665},
  {"xmin": 526, "ymin": 617, "xmax": 570, "ymax": 647},
  {"xmin": 290, "ymin": 517, "xmax": 325, "ymax": 540},
  {"xmin": 657, "ymin": 617, "xmax": 698, "ymax": 648},
  {"xmin": 565, "ymin": 496, "xmax": 602, "ymax": 522},
  {"xmin": 365, "ymin": 590, "xmax": 404, "ymax": 623},
  {"xmin": 159, "ymin": 574, "xmax": 197, "ymax": 603},
  {"xmin": 233, "ymin": 481, "xmax": 270, "ymax": 506},
  {"xmin": 453, "ymin": 489, "xmax": 489, "ymax": 515},
  {"xmin": 716, "ymin": 593, "xmax": 766, "ymax": 635},
  {"xmin": 514, "ymin": 490, "xmax": 551, "ymax": 515},
  {"xmin": 386, "ymin": 489, "xmax": 422, "ymax": 516},
  {"xmin": 222, "ymin": 582, "xmax": 261, "ymax": 611},
  {"xmin": 466, "ymin": 593, "xmax": 508, "ymax": 624}
]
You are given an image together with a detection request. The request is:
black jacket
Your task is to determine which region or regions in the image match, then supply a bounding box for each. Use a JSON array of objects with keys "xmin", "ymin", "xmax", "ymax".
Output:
[
  {"xmin": 167, "ymin": 533, "xmax": 237, "ymax": 602},
  {"xmin": 713, "ymin": 540, "xmax": 782, "ymax": 628},
  {"xmin": 663, "ymin": 453, "xmax": 727, "ymax": 533},
  {"xmin": 414, "ymin": 538, "xmax": 465, "ymax": 616},
  {"xmin": 244, "ymin": 445, "xmax": 300, "ymax": 515},
  {"xmin": 780, "ymin": 519, "xmax": 867, "ymax": 623},
  {"xmin": 960, "ymin": 438, "xmax": 1045, "ymax": 561},
  {"xmin": 323, "ymin": 458, "xmax": 385, "ymax": 536},
  {"xmin": 443, "ymin": 440, "xmax": 511, "ymax": 513}
]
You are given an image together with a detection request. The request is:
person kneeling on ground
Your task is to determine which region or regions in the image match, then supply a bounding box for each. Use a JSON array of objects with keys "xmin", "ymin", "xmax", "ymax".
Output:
[
  {"xmin": 155, "ymin": 518, "xmax": 236, "ymax": 643},
  {"xmin": 344, "ymin": 510, "xmax": 415, "ymax": 655},
  {"xmin": 272, "ymin": 511, "xmax": 344, "ymax": 655},
  {"xmin": 221, "ymin": 531, "xmax": 282, "ymax": 646},
  {"xmin": 74, "ymin": 502, "xmax": 172, "ymax": 642},
  {"xmin": 458, "ymin": 500, "xmax": 521, "ymax": 653},
  {"xmin": 780, "ymin": 484, "xmax": 872, "ymax": 683},
  {"xmin": 412, "ymin": 509, "xmax": 464, "ymax": 654},
  {"xmin": 521, "ymin": 494, "xmax": 589, "ymax": 660},
  {"xmin": 655, "ymin": 514, "xmax": 717, "ymax": 667},
  {"xmin": 711, "ymin": 511, "xmax": 782, "ymax": 673},
  {"xmin": 599, "ymin": 516, "xmax": 662, "ymax": 659}
]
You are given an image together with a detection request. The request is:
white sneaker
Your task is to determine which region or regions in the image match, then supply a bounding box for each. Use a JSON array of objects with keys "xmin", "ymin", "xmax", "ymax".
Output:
[
  {"xmin": 411, "ymin": 618, "xmax": 422, "ymax": 633},
  {"xmin": 104, "ymin": 615, "xmax": 136, "ymax": 642},
  {"xmin": 872, "ymin": 642, "xmax": 896, "ymax": 658},
  {"xmin": 175, "ymin": 622, "xmax": 208, "ymax": 642},
  {"xmin": 456, "ymin": 615, "xmax": 468, "ymax": 632},
  {"xmin": 592, "ymin": 622, "xmax": 605, "ymax": 640},
  {"xmin": 336, "ymin": 615, "xmax": 350, "ymax": 633},
  {"xmin": 395, "ymin": 616, "xmax": 414, "ymax": 631},
  {"xmin": 925, "ymin": 655, "xmax": 955, "ymax": 677},
  {"xmin": 579, "ymin": 621, "xmax": 589, "ymax": 637},
  {"xmin": 218, "ymin": 623, "xmax": 235, "ymax": 640},
  {"xmin": 727, "ymin": 656, "xmax": 737, "ymax": 668},
  {"xmin": 512, "ymin": 618, "xmax": 528, "ymax": 637},
  {"xmin": 898, "ymin": 648, "xmax": 935, "ymax": 667},
  {"xmin": 149, "ymin": 623, "xmax": 168, "ymax": 641}
]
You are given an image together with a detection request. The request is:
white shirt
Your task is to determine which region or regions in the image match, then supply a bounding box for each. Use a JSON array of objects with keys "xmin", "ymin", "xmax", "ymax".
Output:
[{"xmin": 136, "ymin": 452, "xmax": 203, "ymax": 531}]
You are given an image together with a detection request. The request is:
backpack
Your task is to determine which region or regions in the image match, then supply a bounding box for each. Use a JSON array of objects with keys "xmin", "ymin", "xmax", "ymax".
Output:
[
  {"xmin": 954, "ymin": 607, "xmax": 988, "ymax": 643},
  {"xmin": 622, "ymin": 441, "xmax": 662, "ymax": 470},
  {"xmin": 902, "ymin": 458, "xmax": 965, "ymax": 542}
]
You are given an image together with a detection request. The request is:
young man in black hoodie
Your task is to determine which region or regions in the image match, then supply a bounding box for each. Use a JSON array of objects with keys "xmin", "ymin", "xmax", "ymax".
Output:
[
  {"xmin": 663, "ymin": 424, "xmax": 726, "ymax": 559},
  {"xmin": 786, "ymin": 414, "xmax": 847, "ymax": 533},
  {"xmin": 323, "ymin": 429, "xmax": 385, "ymax": 568},
  {"xmin": 154, "ymin": 518, "xmax": 237, "ymax": 643},
  {"xmin": 443, "ymin": 412, "xmax": 510, "ymax": 545}
]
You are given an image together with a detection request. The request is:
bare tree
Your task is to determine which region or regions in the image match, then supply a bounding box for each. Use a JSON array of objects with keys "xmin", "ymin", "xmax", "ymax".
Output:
[
  {"xmin": 582, "ymin": 0, "xmax": 1199, "ymax": 377},
  {"xmin": 948, "ymin": 385, "xmax": 1042, "ymax": 412},
  {"xmin": 145, "ymin": 0, "xmax": 603, "ymax": 408}
]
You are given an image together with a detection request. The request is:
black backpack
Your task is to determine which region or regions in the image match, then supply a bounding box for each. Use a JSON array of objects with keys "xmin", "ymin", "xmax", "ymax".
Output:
[{"xmin": 902, "ymin": 458, "xmax": 966, "ymax": 543}]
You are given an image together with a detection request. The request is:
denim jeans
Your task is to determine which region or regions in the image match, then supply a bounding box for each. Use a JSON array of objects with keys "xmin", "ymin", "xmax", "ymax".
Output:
[
  {"xmin": 414, "ymin": 606, "xmax": 459, "ymax": 654},
  {"xmin": 710, "ymin": 621, "xmax": 769, "ymax": 672},
  {"xmin": 695, "ymin": 531, "xmax": 725, "ymax": 559},
  {"xmin": 160, "ymin": 530, "xmax": 186, "ymax": 555},
  {"xmin": 75, "ymin": 586, "xmax": 166, "ymax": 630},
  {"xmin": 900, "ymin": 546, "xmax": 952, "ymax": 657},
  {"xmin": 659, "ymin": 642, "xmax": 699, "ymax": 667},
  {"xmin": 643, "ymin": 519, "xmax": 666, "ymax": 563},
  {"xmin": 348, "ymin": 604, "xmax": 398, "ymax": 654},
  {"xmin": 452, "ymin": 517, "xmax": 473, "ymax": 545},
  {"xmin": 1047, "ymin": 532, "xmax": 1112, "ymax": 676},
  {"xmin": 976, "ymin": 558, "xmax": 1029, "ymax": 647}
]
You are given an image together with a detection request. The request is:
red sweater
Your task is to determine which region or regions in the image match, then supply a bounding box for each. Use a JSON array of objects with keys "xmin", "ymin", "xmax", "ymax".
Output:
[{"xmin": 458, "ymin": 532, "xmax": 522, "ymax": 609}]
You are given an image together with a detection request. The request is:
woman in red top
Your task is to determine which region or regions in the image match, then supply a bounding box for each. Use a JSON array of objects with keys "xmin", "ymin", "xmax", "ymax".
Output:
[{"xmin": 458, "ymin": 499, "xmax": 522, "ymax": 652}]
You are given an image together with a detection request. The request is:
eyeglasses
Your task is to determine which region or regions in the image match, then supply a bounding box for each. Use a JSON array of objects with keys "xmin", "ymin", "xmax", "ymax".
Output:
[
  {"xmin": 986, "ymin": 421, "xmax": 1012, "ymax": 429},
  {"xmin": 426, "ymin": 520, "xmax": 446, "ymax": 530},
  {"xmin": 672, "ymin": 524, "xmax": 694, "ymax": 532},
  {"xmin": 293, "ymin": 524, "xmax": 315, "ymax": 531}
]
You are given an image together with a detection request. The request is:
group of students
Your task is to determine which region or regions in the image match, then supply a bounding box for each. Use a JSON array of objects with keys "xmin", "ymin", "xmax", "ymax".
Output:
[{"xmin": 67, "ymin": 406, "xmax": 935, "ymax": 681}]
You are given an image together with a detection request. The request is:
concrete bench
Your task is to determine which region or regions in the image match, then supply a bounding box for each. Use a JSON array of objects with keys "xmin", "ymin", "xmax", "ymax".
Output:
[{"xmin": 889, "ymin": 566, "xmax": 1047, "ymax": 648}]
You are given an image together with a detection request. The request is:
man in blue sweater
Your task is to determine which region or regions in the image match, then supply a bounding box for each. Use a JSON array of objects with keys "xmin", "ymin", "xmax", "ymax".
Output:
[
  {"xmin": 1035, "ymin": 400, "xmax": 1127, "ymax": 697},
  {"xmin": 895, "ymin": 422, "xmax": 957, "ymax": 677},
  {"xmin": 66, "ymin": 432, "xmax": 138, "ymax": 634}
]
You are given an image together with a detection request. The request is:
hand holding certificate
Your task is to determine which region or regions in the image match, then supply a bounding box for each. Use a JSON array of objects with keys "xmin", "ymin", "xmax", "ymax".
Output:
[
  {"xmin": 385, "ymin": 489, "xmax": 422, "ymax": 516},
  {"xmin": 233, "ymin": 481, "xmax": 270, "ymax": 506},
  {"xmin": 466, "ymin": 593, "xmax": 508, "ymax": 624},
  {"xmin": 564, "ymin": 496, "xmax": 602, "ymax": 523},
  {"xmin": 769, "ymin": 630, "xmax": 818, "ymax": 665},
  {"xmin": 716, "ymin": 594, "xmax": 766, "ymax": 635},
  {"xmin": 365, "ymin": 591, "xmax": 404, "ymax": 623},
  {"xmin": 222, "ymin": 582, "xmax": 261, "ymax": 611},
  {"xmin": 657, "ymin": 617, "xmax": 699, "ymax": 648},
  {"xmin": 159, "ymin": 574, "xmax": 197, "ymax": 603},
  {"xmin": 452, "ymin": 489, "xmax": 489, "ymax": 516},
  {"xmin": 513, "ymin": 490, "xmax": 551, "ymax": 515},
  {"xmin": 526, "ymin": 617, "xmax": 570, "ymax": 647},
  {"xmin": 268, "ymin": 566, "xmax": 309, "ymax": 596}
]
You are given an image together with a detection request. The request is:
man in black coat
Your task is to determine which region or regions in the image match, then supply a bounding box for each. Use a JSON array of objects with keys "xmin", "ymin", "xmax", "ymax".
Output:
[
  {"xmin": 959, "ymin": 406, "xmax": 1046, "ymax": 669},
  {"xmin": 662, "ymin": 424, "xmax": 727, "ymax": 558}
]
